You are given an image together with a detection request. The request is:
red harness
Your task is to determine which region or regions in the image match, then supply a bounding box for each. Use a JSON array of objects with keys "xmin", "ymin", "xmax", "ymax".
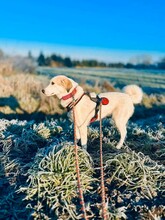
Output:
[
  {"xmin": 62, "ymin": 88, "xmax": 109, "ymax": 123},
  {"xmin": 90, "ymin": 97, "xmax": 109, "ymax": 123}
]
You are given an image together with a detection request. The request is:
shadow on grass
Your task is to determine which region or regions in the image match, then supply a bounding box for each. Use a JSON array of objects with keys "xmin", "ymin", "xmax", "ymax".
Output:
[
  {"xmin": 0, "ymin": 95, "xmax": 67, "ymax": 122},
  {"xmin": 0, "ymin": 110, "xmax": 68, "ymax": 123},
  {"xmin": 0, "ymin": 95, "xmax": 27, "ymax": 113},
  {"xmin": 132, "ymin": 104, "xmax": 165, "ymax": 123}
]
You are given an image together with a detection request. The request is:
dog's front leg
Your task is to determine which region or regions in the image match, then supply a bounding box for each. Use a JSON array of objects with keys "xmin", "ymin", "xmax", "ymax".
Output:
[
  {"xmin": 79, "ymin": 126, "xmax": 88, "ymax": 150},
  {"xmin": 75, "ymin": 126, "xmax": 81, "ymax": 145}
]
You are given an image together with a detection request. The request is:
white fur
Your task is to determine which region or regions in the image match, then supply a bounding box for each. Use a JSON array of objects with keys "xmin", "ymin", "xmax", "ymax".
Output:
[
  {"xmin": 43, "ymin": 75, "xmax": 143, "ymax": 150},
  {"xmin": 123, "ymin": 85, "xmax": 143, "ymax": 104}
]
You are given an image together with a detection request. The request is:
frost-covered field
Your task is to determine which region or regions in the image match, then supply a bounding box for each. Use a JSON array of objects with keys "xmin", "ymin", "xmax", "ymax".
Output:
[
  {"xmin": 0, "ymin": 68, "xmax": 165, "ymax": 219},
  {"xmin": 37, "ymin": 67, "xmax": 165, "ymax": 93}
]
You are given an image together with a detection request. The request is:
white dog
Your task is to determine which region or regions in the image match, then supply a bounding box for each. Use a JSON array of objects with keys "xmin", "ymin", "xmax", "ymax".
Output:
[{"xmin": 42, "ymin": 75, "xmax": 143, "ymax": 150}]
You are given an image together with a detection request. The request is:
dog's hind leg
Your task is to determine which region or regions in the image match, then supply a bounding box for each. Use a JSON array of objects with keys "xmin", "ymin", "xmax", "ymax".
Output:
[
  {"xmin": 112, "ymin": 104, "xmax": 134, "ymax": 149},
  {"xmin": 113, "ymin": 112, "xmax": 128, "ymax": 149},
  {"xmin": 115, "ymin": 122, "xmax": 127, "ymax": 149}
]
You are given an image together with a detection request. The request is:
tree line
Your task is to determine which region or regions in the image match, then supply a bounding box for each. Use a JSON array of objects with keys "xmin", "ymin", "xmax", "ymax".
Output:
[
  {"xmin": 37, "ymin": 52, "xmax": 165, "ymax": 69},
  {"xmin": 0, "ymin": 49, "xmax": 165, "ymax": 70}
]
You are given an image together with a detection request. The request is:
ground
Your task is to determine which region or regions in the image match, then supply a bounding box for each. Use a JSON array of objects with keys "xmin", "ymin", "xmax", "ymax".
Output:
[{"xmin": 0, "ymin": 68, "xmax": 165, "ymax": 219}]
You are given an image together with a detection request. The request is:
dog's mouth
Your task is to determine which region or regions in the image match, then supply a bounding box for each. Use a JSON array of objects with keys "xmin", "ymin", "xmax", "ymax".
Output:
[
  {"xmin": 45, "ymin": 92, "xmax": 56, "ymax": 96},
  {"xmin": 42, "ymin": 89, "xmax": 56, "ymax": 96}
]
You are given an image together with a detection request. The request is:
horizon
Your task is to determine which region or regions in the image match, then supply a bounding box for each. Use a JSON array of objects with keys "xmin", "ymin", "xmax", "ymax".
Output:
[
  {"xmin": 0, "ymin": 0, "xmax": 165, "ymax": 63},
  {"xmin": 0, "ymin": 39, "xmax": 164, "ymax": 64}
]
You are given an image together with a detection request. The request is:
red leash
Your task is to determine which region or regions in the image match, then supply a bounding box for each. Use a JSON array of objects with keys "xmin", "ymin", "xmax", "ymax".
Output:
[
  {"xmin": 73, "ymin": 100, "xmax": 108, "ymax": 219},
  {"xmin": 73, "ymin": 104, "xmax": 88, "ymax": 220},
  {"xmin": 99, "ymin": 103, "xmax": 108, "ymax": 219}
]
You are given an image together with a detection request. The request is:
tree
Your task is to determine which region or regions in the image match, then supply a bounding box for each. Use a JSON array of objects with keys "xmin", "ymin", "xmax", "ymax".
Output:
[
  {"xmin": 72, "ymin": 60, "xmax": 81, "ymax": 67},
  {"xmin": 51, "ymin": 54, "xmax": 58, "ymax": 62},
  {"xmin": 63, "ymin": 57, "xmax": 72, "ymax": 67},
  {"xmin": 98, "ymin": 62, "xmax": 107, "ymax": 67},
  {"xmin": 37, "ymin": 52, "xmax": 45, "ymax": 66},
  {"xmin": 28, "ymin": 51, "xmax": 33, "ymax": 60},
  {"xmin": 125, "ymin": 63, "xmax": 134, "ymax": 69},
  {"xmin": 45, "ymin": 56, "xmax": 51, "ymax": 66},
  {"xmin": 158, "ymin": 57, "xmax": 165, "ymax": 69}
]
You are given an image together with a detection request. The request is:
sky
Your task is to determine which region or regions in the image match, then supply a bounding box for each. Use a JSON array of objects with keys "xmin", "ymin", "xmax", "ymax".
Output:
[{"xmin": 0, "ymin": 0, "xmax": 165, "ymax": 63}]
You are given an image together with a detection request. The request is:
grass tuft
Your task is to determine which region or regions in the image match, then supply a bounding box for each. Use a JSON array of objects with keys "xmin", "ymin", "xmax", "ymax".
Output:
[
  {"xmin": 18, "ymin": 145, "xmax": 95, "ymax": 219},
  {"xmin": 105, "ymin": 149, "xmax": 165, "ymax": 199}
]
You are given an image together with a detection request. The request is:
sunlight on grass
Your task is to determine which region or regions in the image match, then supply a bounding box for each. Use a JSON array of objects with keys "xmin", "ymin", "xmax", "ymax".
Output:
[{"xmin": 0, "ymin": 68, "xmax": 165, "ymax": 219}]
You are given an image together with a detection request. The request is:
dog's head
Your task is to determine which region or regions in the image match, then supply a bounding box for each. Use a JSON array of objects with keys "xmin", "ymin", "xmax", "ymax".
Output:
[{"xmin": 42, "ymin": 75, "xmax": 77, "ymax": 97}]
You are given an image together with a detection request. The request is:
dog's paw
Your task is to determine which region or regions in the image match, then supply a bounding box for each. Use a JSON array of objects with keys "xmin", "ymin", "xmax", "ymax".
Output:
[
  {"xmin": 116, "ymin": 144, "xmax": 122, "ymax": 149},
  {"xmin": 76, "ymin": 139, "xmax": 81, "ymax": 145},
  {"xmin": 81, "ymin": 144, "xmax": 87, "ymax": 151}
]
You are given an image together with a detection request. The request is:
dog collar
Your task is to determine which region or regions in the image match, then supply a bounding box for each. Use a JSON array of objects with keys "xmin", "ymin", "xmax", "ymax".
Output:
[
  {"xmin": 61, "ymin": 87, "xmax": 77, "ymax": 100},
  {"xmin": 66, "ymin": 93, "xmax": 85, "ymax": 112}
]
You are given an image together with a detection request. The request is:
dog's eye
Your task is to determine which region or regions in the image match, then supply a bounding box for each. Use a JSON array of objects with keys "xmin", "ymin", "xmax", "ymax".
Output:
[{"xmin": 51, "ymin": 82, "xmax": 55, "ymax": 85}]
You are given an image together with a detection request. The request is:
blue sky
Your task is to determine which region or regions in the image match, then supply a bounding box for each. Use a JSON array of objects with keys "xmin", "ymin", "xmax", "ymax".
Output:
[{"xmin": 0, "ymin": 0, "xmax": 165, "ymax": 62}]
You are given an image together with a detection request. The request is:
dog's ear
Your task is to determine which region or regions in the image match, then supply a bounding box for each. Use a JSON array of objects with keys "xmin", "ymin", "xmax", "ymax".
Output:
[{"xmin": 60, "ymin": 78, "xmax": 72, "ymax": 92}]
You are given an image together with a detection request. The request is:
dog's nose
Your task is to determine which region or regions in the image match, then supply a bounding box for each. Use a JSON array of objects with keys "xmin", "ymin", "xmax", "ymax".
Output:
[{"xmin": 42, "ymin": 89, "xmax": 45, "ymax": 94}]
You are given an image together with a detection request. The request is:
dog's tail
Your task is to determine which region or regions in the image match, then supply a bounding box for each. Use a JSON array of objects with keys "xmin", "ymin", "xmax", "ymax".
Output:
[{"xmin": 123, "ymin": 85, "xmax": 143, "ymax": 104}]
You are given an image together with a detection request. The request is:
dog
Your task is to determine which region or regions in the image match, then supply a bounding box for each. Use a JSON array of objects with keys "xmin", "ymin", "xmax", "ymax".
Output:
[{"xmin": 42, "ymin": 75, "xmax": 143, "ymax": 150}]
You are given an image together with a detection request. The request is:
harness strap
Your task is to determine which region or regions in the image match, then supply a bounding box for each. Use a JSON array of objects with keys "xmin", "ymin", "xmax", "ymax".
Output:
[
  {"xmin": 90, "ymin": 95, "xmax": 102, "ymax": 123},
  {"xmin": 66, "ymin": 93, "xmax": 85, "ymax": 111},
  {"xmin": 66, "ymin": 92, "xmax": 109, "ymax": 124},
  {"xmin": 85, "ymin": 93, "xmax": 109, "ymax": 123}
]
